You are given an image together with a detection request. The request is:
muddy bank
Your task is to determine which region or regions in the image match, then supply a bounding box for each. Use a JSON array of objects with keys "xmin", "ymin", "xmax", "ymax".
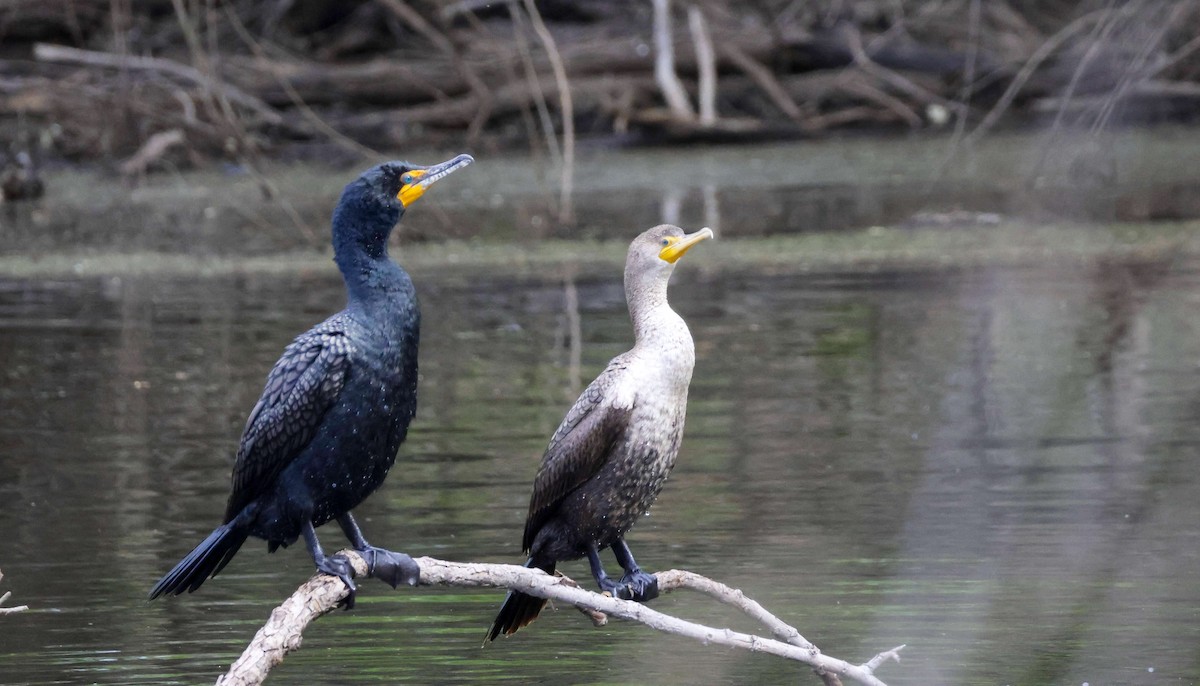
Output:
[
  {"xmin": 4, "ymin": 219, "xmax": 1197, "ymax": 281},
  {"xmin": 5, "ymin": 127, "xmax": 1200, "ymax": 271}
]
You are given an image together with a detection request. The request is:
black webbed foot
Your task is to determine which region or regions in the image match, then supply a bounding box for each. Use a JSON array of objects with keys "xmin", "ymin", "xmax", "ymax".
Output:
[
  {"xmin": 618, "ymin": 569, "xmax": 659, "ymax": 602},
  {"xmin": 316, "ymin": 554, "xmax": 358, "ymax": 610},
  {"xmin": 361, "ymin": 546, "xmax": 420, "ymax": 589},
  {"xmin": 596, "ymin": 575, "xmax": 630, "ymax": 599},
  {"xmin": 595, "ymin": 572, "xmax": 658, "ymax": 602}
]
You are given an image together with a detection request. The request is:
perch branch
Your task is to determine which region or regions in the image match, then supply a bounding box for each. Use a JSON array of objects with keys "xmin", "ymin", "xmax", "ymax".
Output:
[
  {"xmin": 0, "ymin": 570, "xmax": 29, "ymax": 615},
  {"xmin": 217, "ymin": 552, "xmax": 903, "ymax": 686}
]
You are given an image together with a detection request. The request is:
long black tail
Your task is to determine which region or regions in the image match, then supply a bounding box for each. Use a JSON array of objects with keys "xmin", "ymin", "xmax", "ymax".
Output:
[
  {"xmin": 148, "ymin": 523, "xmax": 249, "ymax": 599},
  {"xmin": 486, "ymin": 558, "xmax": 555, "ymax": 642}
]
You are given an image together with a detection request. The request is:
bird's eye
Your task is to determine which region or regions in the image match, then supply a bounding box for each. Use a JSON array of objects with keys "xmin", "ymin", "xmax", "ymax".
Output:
[
  {"xmin": 401, "ymin": 173, "xmax": 414, "ymax": 185},
  {"xmin": 661, "ymin": 238, "xmax": 670, "ymax": 246}
]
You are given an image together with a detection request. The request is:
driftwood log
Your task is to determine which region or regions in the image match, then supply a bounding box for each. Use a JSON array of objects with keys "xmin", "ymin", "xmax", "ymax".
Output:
[{"xmin": 215, "ymin": 551, "xmax": 903, "ymax": 686}]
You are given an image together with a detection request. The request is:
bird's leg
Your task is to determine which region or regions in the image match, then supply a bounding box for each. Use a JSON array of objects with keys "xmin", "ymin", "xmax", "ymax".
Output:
[
  {"xmin": 611, "ymin": 537, "xmax": 659, "ymax": 602},
  {"xmin": 587, "ymin": 543, "xmax": 636, "ymax": 600},
  {"xmin": 336, "ymin": 512, "xmax": 420, "ymax": 589},
  {"xmin": 302, "ymin": 520, "xmax": 357, "ymax": 610}
]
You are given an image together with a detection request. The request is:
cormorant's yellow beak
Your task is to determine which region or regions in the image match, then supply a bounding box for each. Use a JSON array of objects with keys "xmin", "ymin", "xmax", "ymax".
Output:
[
  {"xmin": 398, "ymin": 153, "xmax": 474, "ymax": 207},
  {"xmin": 659, "ymin": 227, "xmax": 714, "ymax": 263}
]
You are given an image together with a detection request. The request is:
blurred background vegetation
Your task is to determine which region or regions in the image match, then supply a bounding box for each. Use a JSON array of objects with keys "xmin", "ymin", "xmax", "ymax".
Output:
[{"xmin": 2, "ymin": 0, "xmax": 1199, "ymax": 192}]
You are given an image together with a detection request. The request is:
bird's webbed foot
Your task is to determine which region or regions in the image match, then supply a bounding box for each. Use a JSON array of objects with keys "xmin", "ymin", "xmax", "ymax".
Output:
[
  {"xmin": 617, "ymin": 569, "xmax": 659, "ymax": 602},
  {"xmin": 587, "ymin": 543, "xmax": 657, "ymax": 602},
  {"xmin": 361, "ymin": 546, "xmax": 420, "ymax": 589},
  {"xmin": 594, "ymin": 574, "xmax": 632, "ymax": 599},
  {"xmin": 316, "ymin": 554, "xmax": 358, "ymax": 610},
  {"xmin": 609, "ymin": 538, "xmax": 659, "ymax": 602}
]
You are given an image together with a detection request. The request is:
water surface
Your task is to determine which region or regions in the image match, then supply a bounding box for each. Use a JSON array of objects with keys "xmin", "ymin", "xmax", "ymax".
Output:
[
  {"xmin": 2, "ymin": 254, "xmax": 1199, "ymax": 685},
  {"xmin": 5, "ymin": 128, "xmax": 1200, "ymax": 685}
]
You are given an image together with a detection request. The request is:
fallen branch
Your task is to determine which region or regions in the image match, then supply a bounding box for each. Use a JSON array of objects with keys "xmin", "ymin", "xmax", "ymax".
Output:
[
  {"xmin": 721, "ymin": 43, "xmax": 804, "ymax": 122},
  {"xmin": 119, "ymin": 129, "xmax": 185, "ymax": 176},
  {"xmin": 217, "ymin": 551, "xmax": 904, "ymax": 686},
  {"xmin": 840, "ymin": 23, "xmax": 958, "ymax": 120},
  {"xmin": 33, "ymin": 43, "xmax": 283, "ymax": 125}
]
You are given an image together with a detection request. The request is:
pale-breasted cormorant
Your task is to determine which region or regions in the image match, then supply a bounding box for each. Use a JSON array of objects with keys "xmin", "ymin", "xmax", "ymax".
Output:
[
  {"xmin": 149, "ymin": 154, "xmax": 474, "ymax": 607},
  {"xmin": 487, "ymin": 224, "xmax": 713, "ymax": 640}
]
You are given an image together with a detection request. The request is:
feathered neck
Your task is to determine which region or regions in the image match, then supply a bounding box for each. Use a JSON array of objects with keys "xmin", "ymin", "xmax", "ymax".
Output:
[
  {"xmin": 331, "ymin": 188, "xmax": 408, "ymax": 306},
  {"xmin": 625, "ymin": 264, "xmax": 681, "ymax": 347}
]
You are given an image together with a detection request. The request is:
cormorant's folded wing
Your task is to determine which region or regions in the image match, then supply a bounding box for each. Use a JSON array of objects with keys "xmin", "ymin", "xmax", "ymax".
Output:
[
  {"xmin": 224, "ymin": 319, "xmax": 354, "ymax": 522},
  {"xmin": 523, "ymin": 364, "xmax": 632, "ymax": 551}
]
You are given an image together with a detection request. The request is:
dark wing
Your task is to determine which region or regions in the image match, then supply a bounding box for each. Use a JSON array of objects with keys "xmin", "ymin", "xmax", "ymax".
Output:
[
  {"xmin": 522, "ymin": 361, "xmax": 633, "ymax": 551},
  {"xmin": 223, "ymin": 318, "xmax": 355, "ymax": 522}
]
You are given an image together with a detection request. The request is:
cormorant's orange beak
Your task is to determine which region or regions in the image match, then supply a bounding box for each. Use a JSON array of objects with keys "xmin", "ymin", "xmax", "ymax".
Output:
[
  {"xmin": 398, "ymin": 153, "xmax": 474, "ymax": 207},
  {"xmin": 659, "ymin": 227, "xmax": 714, "ymax": 263}
]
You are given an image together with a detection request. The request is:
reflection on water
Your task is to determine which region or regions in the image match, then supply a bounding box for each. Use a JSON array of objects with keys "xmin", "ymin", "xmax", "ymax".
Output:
[{"xmin": 2, "ymin": 256, "xmax": 1200, "ymax": 685}]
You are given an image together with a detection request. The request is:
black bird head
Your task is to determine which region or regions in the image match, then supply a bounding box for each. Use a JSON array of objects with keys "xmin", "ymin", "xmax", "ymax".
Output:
[{"xmin": 332, "ymin": 154, "xmax": 473, "ymax": 262}]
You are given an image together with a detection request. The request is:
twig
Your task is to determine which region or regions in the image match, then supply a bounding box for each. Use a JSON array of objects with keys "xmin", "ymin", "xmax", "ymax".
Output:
[
  {"xmin": 119, "ymin": 128, "xmax": 185, "ymax": 176},
  {"xmin": 221, "ymin": 5, "xmax": 379, "ymax": 161},
  {"xmin": 167, "ymin": 0, "xmax": 317, "ymax": 245},
  {"xmin": 507, "ymin": 2, "xmax": 562, "ymax": 168},
  {"xmin": 836, "ymin": 76, "xmax": 923, "ymax": 128},
  {"xmin": 962, "ymin": 7, "xmax": 1118, "ymax": 147},
  {"xmin": 841, "ymin": 23, "xmax": 958, "ymax": 118},
  {"xmin": 374, "ymin": 0, "xmax": 494, "ymax": 140},
  {"xmin": 1145, "ymin": 28, "xmax": 1200, "ymax": 81},
  {"xmin": 521, "ymin": 0, "xmax": 574, "ymax": 224},
  {"xmin": 720, "ymin": 43, "xmax": 803, "ymax": 122},
  {"xmin": 216, "ymin": 551, "xmax": 903, "ymax": 686},
  {"xmin": 1089, "ymin": 2, "xmax": 1182, "ymax": 135}
]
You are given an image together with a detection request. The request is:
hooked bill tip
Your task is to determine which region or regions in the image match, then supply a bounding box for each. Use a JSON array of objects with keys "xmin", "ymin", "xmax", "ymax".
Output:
[{"xmin": 418, "ymin": 154, "xmax": 474, "ymax": 188}]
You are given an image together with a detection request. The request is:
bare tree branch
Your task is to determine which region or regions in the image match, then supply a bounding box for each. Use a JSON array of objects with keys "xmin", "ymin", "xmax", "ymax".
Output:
[
  {"xmin": 652, "ymin": 0, "xmax": 695, "ymax": 120},
  {"xmin": 374, "ymin": 0, "xmax": 494, "ymax": 139},
  {"xmin": 0, "ymin": 570, "xmax": 28, "ymax": 616},
  {"xmin": 216, "ymin": 552, "xmax": 904, "ymax": 686},
  {"xmin": 687, "ymin": 4, "xmax": 717, "ymax": 126},
  {"xmin": 962, "ymin": 7, "xmax": 1123, "ymax": 147},
  {"xmin": 721, "ymin": 43, "xmax": 803, "ymax": 122}
]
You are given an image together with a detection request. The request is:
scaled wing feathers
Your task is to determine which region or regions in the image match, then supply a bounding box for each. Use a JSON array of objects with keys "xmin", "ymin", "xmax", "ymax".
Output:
[
  {"xmin": 224, "ymin": 321, "xmax": 354, "ymax": 522},
  {"xmin": 523, "ymin": 363, "xmax": 632, "ymax": 551}
]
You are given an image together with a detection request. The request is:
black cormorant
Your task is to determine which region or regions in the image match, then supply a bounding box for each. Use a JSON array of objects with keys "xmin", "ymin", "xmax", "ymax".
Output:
[
  {"xmin": 487, "ymin": 224, "xmax": 713, "ymax": 640},
  {"xmin": 149, "ymin": 154, "xmax": 474, "ymax": 607}
]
